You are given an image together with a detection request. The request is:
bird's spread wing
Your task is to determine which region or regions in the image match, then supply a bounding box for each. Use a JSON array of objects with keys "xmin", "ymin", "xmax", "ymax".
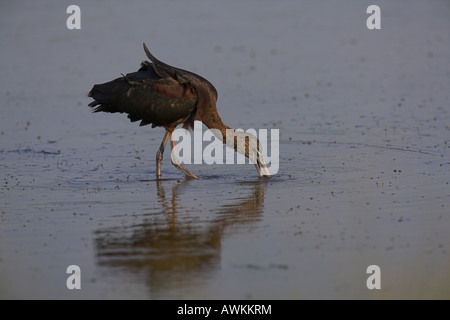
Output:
[{"xmin": 88, "ymin": 62, "xmax": 198, "ymax": 128}]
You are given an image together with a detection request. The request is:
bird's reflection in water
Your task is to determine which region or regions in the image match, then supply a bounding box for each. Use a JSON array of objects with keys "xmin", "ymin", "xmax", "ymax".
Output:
[{"xmin": 94, "ymin": 178, "xmax": 267, "ymax": 296}]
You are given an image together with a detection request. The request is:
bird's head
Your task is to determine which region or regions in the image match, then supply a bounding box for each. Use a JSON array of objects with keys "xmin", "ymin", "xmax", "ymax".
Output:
[{"xmin": 226, "ymin": 130, "xmax": 271, "ymax": 178}]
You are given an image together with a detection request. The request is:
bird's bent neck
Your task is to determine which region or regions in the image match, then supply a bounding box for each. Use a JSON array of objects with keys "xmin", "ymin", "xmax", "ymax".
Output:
[
  {"xmin": 201, "ymin": 111, "xmax": 230, "ymax": 141},
  {"xmin": 194, "ymin": 89, "xmax": 231, "ymax": 142}
]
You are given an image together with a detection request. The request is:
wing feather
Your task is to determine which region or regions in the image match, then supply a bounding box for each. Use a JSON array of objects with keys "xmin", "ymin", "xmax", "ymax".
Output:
[{"xmin": 88, "ymin": 64, "xmax": 198, "ymax": 128}]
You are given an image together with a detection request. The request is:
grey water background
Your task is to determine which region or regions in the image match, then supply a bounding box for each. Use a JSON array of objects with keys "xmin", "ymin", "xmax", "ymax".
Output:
[{"xmin": 1, "ymin": 0, "xmax": 449, "ymax": 299}]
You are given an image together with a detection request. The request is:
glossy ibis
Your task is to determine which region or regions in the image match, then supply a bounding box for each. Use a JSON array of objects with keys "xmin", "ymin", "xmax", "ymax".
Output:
[{"xmin": 88, "ymin": 43, "xmax": 270, "ymax": 179}]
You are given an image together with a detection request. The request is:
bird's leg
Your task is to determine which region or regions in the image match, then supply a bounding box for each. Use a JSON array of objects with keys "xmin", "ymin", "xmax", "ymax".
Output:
[
  {"xmin": 169, "ymin": 132, "xmax": 199, "ymax": 179},
  {"xmin": 156, "ymin": 131, "xmax": 170, "ymax": 179},
  {"xmin": 254, "ymin": 163, "xmax": 262, "ymax": 177}
]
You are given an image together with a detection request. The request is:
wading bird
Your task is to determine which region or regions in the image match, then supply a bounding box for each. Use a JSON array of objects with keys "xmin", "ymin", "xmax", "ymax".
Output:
[{"xmin": 88, "ymin": 43, "xmax": 270, "ymax": 179}]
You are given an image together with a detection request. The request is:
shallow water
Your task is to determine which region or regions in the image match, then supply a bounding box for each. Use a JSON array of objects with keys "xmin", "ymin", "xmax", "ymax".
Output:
[{"xmin": 1, "ymin": 1, "xmax": 450, "ymax": 299}]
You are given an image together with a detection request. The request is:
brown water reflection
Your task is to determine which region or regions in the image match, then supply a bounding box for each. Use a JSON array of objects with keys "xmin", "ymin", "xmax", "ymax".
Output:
[{"xmin": 94, "ymin": 179, "xmax": 267, "ymax": 295}]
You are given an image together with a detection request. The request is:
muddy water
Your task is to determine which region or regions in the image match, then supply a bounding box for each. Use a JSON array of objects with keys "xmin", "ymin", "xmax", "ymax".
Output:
[{"xmin": 1, "ymin": 1, "xmax": 450, "ymax": 299}]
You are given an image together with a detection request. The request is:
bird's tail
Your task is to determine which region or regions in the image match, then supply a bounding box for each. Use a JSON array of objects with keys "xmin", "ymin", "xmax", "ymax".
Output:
[{"xmin": 88, "ymin": 83, "xmax": 119, "ymax": 113}]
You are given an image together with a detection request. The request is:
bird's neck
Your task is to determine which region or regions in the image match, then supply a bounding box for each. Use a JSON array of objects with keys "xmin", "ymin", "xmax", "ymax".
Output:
[
  {"xmin": 194, "ymin": 91, "xmax": 233, "ymax": 143},
  {"xmin": 195, "ymin": 96, "xmax": 231, "ymax": 142},
  {"xmin": 203, "ymin": 115, "xmax": 253, "ymax": 160},
  {"xmin": 202, "ymin": 112, "xmax": 231, "ymax": 142}
]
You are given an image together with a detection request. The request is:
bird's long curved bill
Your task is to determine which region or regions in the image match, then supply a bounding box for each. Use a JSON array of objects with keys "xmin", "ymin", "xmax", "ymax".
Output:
[{"xmin": 256, "ymin": 158, "xmax": 271, "ymax": 178}]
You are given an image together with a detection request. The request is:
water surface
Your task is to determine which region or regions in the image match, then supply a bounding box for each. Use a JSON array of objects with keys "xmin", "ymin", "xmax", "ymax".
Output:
[{"xmin": 1, "ymin": 0, "xmax": 449, "ymax": 299}]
